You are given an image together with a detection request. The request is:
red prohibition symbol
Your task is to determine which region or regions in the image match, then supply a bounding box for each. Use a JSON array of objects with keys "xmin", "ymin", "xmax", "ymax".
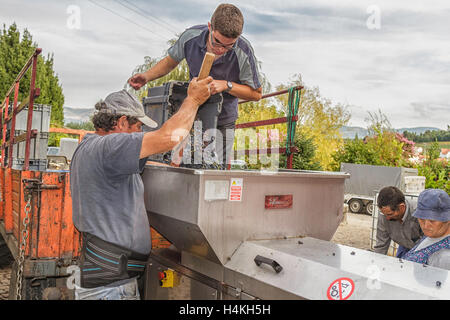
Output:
[{"xmin": 327, "ymin": 277, "xmax": 355, "ymax": 300}]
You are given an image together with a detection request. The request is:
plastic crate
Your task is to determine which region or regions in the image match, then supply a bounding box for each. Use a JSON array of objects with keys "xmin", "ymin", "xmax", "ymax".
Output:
[
  {"xmin": 11, "ymin": 130, "xmax": 49, "ymax": 160},
  {"xmin": 7, "ymin": 104, "xmax": 51, "ymax": 133},
  {"xmin": 11, "ymin": 158, "xmax": 47, "ymax": 171},
  {"xmin": 404, "ymin": 176, "xmax": 426, "ymax": 195},
  {"xmin": 142, "ymin": 81, "xmax": 223, "ymax": 166}
]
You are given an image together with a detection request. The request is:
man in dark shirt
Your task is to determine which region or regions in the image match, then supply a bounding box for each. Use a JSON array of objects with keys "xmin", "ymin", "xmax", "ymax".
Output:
[
  {"xmin": 128, "ymin": 3, "xmax": 262, "ymax": 166},
  {"xmin": 71, "ymin": 77, "xmax": 212, "ymax": 299},
  {"xmin": 374, "ymin": 186, "xmax": 423, "ymax": 258}
]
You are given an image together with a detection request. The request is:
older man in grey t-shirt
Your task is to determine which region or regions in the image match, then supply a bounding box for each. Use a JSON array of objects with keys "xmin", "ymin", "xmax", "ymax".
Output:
[{"xmin": 71, "ymin": 77, "xmax": 212, "ymax": 299}]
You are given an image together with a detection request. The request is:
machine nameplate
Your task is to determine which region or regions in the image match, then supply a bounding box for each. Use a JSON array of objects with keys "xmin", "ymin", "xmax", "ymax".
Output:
[{"xmin": 265, "ymin": 195, "xmax": 293, "ymax": 209}]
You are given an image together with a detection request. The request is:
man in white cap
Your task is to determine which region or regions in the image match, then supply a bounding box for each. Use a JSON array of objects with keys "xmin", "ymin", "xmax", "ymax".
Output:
[
  {"xmin": 70, "ymin": 76, "xmax": 212, "ymax": 299},
  {"xmin": 402, "ymin": 189, "xmax": 450, "ymax": 270}
]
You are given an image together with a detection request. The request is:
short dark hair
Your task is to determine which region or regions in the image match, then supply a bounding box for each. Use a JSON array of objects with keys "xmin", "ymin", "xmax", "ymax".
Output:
[
  {"xmin": 377, "ymin": 186, "xmax": 405, "ymax": 211},
  {"xmin": 92, "ymin": 100, "xmax": 139, "ymax": 132},
  {"xmin": 211, "ymin": 4, "xmax": 244, "ymax": 38}
]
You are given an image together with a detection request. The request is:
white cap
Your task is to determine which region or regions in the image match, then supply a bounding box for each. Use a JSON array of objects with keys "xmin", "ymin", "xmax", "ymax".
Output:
[{"xmin": 100, "ymin": 89, "xmax": 158, "ymax": 128}]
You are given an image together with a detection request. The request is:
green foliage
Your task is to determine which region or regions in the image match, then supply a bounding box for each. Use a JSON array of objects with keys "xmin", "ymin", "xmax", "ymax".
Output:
[
  {"xmin": 331, "ymin": 110, "xmax": 406, "ymax": 170},
  {"xmin": 416, "ymin": 161, "xmax": 449, "ymax": 193},
  {"xmin": 276, "ymin": 75, "xmax": 351, "ymax": 170},
  {"xmin": 415, "ymin": 141, "xmax": 450, "ymax": 193},
  {"xmin": 403, "ymin": 127, "xmax": 450, "ymax": 143},
  {"xmin": 280, "ymin": 130, "xmax": 322, "ymax": 170},
  {"xmin": 66, "ymin": 121, "xmax": 95, "ymax": 131},
  {"xmin": 126, "ymin": 51, "xmax": 190, "ymax": 101},
  {"xmin": 0, "ymin": 23, "xmax": 65, "ymax": 126},
  {"xmin": 48, "ymin": 133, "xmax": 71, "ymax": 147},
  {"xmin": 331, "ymin": 137, "xmax": 378, "ymax": 171}
]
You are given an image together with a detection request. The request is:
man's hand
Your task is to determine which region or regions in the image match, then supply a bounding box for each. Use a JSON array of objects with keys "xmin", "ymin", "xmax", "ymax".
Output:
[
  {"xmin": 128, "ymin": 73, "xmax": 148, "ymax": 90},
  {"xmin": 209, "ymin": 80, "xmax": 228, "ymax": 95},
  {"xmin": 187, "ymin": 76, "xmax": 213, "ymax": 106}
]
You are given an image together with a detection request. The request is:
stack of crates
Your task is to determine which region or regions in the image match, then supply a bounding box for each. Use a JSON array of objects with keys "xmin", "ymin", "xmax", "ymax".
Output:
[{"xmin": 7, "ymin": 104, "xmax": 51, "ymax": 171}]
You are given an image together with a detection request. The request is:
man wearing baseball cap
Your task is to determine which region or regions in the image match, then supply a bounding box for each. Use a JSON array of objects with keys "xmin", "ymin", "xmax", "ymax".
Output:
[
  {"xmin": 402, "ymin": 189, "xmax": 450, "ymax": 270},
  {"xmin": 70, "ymin": 77, "xmax": 212, "ymax": 299}
]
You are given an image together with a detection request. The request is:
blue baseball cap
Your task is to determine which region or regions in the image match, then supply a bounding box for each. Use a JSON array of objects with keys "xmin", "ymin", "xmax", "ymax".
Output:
[{"xmin": 413, "ymin": 189, "xmax": 450, "ymax": 222}]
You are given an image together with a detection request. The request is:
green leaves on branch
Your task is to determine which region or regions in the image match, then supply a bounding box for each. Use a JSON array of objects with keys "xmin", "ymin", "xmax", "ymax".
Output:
[{"xmin": 0, "ymin": 23, "xmax": 65, "ymax": 126}]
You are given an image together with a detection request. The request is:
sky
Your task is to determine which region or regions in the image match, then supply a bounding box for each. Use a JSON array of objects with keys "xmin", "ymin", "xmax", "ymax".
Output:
[{"xmin": 1, "ymin": 0, "xmax": 449, "ymax": 129}]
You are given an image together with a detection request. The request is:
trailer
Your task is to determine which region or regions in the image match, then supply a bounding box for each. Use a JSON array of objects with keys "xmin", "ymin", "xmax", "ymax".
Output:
[{"xmin": 340, "ymin": 163, "xmax": 420, "ymax": 215}]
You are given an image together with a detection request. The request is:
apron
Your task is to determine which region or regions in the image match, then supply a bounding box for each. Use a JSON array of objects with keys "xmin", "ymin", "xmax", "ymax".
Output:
[{"xmin": 402, "ymin": 236, "xmax": 450, "ymax": 264}]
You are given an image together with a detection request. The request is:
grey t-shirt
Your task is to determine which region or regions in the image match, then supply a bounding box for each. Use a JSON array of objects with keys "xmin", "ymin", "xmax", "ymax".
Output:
[
  {"xmin": 374, "ymin": 198, "xmax": 423, "ymax": 255},
  {"xmin": 70, "ymin": 132, "xmax": 151, "ymax": 255}
]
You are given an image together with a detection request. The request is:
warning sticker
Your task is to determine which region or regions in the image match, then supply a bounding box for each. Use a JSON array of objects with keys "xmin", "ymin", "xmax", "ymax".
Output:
[
  {"xmin": 229, "ymin": 178, "xmax": 243, "ymax": 202},
  {"xmin": 326, "ymin": 278, "xmax": 355, "ymax": 300}
]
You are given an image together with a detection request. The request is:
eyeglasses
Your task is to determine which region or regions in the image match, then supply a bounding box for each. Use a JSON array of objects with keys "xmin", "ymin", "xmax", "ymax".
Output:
[{"xmin": 210, "ymin": 30, "xmax": 237, "ymax": 51}]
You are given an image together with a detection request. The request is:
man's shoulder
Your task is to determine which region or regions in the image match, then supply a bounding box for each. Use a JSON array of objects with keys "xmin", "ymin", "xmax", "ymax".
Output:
[
  {"xmin": 179, "ymin": 25, "xmax": 207, "ymax": 41},
  {"xmin": 235, "ymin": 35, "xmax": 256, "ymax": 55}
]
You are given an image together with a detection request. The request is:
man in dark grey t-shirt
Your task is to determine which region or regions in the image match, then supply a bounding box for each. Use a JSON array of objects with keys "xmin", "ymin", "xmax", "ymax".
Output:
[
  {"xmin": 128, "ymin": 4, "xmax": 262, "ymax": 166},
  {"xmin": 70, "ymin": 76, "xmax": 212, "ymax": 299},
  {"xmin": 374, "ymin": 186, "xmax": 423, "ymax": 258}
]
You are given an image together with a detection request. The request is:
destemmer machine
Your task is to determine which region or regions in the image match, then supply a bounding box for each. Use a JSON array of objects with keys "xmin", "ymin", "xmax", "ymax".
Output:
[{"xmin": 142, "ymin": 165, "xmax": 449, "ymax": 300}]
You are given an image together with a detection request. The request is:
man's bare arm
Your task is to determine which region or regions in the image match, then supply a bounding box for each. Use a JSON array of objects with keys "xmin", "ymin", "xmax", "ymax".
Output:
[
  {"xmin": 128, "ymin": 56, "xmax": 180, "ymax": 90},
  {"xmin": 209, "ymin": 80, "xmax": 262, "ymax": 101}
]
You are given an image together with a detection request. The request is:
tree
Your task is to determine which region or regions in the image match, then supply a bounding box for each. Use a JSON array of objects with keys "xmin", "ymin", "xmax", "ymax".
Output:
[
  {"xmin": 417, "ymin": 141, "xmax": 449, "ymax": 193},
  {"xmin": 331, "ymin": 110, "xmax": 408, "ymax": 170},
  {"xmin": 280, "ymin": 130, "xmax": 322, "ymax": 170},
  {"xmin": 126, "ymin": 38, "xmax": 190, "ymax": 100},
  {"xmin": 66, "ymin": 121, "xmax": 95, "ymax": 131},
  {"xmin": 0, "ymin": 23, "xmax": 65, "ymax": 126},
  {"xmin": 275, "ymin": 74, "xmax": 351, "ymax": 170}
]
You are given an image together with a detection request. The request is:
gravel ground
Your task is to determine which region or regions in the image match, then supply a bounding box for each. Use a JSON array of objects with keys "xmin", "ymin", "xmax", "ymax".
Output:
[
  {"xmin": 331, "ymin": 211, "xmax": 374, "ymax": 251},
  {"xmin": 0, "ymin": 264, "xmax": 12, "ymax": 300},
  {"xmin": 0, "ymin": 212, "xmax": 375, "ymax": 300}
]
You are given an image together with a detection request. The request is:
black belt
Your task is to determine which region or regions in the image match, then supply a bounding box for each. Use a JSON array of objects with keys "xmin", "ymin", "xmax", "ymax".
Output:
[{"xmin": 81, "ymin": 233, "xmax": 147, "ymax": 277}]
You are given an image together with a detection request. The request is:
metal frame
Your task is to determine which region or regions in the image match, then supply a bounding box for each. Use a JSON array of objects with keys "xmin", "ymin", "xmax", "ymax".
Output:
[
  {"xmin": 235, "ymin": 86, "xmax": 303, "ymax": 169},
  {"xmin": 1, "ymin": 48, "xmax": 42, "ymax": 170}
]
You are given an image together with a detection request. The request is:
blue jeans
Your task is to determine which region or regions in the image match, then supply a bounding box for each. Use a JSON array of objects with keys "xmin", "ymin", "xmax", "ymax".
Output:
[{"xmin": 74, "ymin": 277, "xmax": 140, "ymax": 300}]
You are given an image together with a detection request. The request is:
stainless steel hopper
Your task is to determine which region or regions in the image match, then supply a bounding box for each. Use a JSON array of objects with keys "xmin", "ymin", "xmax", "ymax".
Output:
[{"xmin": 143, "ymin": 165, "xmax": 349, "ymax": 265}]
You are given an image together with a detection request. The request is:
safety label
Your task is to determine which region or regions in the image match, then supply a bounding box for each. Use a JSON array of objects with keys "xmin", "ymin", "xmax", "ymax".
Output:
[
  {"xmin": 326, "ymin": 277, "xmax": 355, "ymax": 300},
  {"xmin": 229, "ymin": 178, "xmax": 243, "ymax": 201}
]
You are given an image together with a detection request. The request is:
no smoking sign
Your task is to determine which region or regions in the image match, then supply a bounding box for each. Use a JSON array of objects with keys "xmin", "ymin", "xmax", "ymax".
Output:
[{"xmin": 327, "ymin": 278, "xmax": 355, "ymax": 300}]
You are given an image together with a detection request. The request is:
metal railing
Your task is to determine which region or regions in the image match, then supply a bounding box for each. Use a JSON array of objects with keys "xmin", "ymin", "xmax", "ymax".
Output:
[
  {"xmin": 0, "ymin": 48, "xmax": 42, "ymax": 170},
  {"xmin": 234, "ymin": 85, "xmax": 303, "ymax": 169}
]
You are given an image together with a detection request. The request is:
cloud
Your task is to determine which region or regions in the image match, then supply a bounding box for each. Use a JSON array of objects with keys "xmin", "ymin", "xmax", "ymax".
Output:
[{"xmin": 1, "ymin": 0, "xmax": 449, "ymax": 130}]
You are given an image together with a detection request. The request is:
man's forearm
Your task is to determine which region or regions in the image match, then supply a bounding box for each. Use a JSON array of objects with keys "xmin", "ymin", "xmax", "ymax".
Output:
[
  {"xmin": 140, "ymin": 97, "xmax": 200, "ymax": 158},
  {"xmin": 144, "ymin": 56, "xmax": 179, "ymax": 82},
  {"xmin": 227, "ymin": 82, "xmax": 262, "ymax": 101}
]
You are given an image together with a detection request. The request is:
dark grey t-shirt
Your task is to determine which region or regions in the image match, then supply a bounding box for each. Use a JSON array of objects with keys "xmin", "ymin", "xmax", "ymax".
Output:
[{"xmin": 70, "ymin": 132, "xmax": 151, "ymax": 255}]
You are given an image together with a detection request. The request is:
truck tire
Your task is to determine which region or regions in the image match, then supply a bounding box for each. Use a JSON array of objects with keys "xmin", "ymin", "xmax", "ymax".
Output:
[
  {"xmin": 348, "ymin": 198, "xmax": 363, "ymax": 213},
  {"xmin": 364, "ymin": 201, "xmax": 374, "ymax": 216},
  {"xmin": 0, "ymin": 236, "xmax": 14, "ymax": 268}
]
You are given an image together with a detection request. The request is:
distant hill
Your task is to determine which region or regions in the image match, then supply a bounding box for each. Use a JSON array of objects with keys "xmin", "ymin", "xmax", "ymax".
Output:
[
  {"xmin": 396, "ymin": 127, "xmax": 441, "ymax": 135},
  {"xmin": 63, "ymin": 106, "xmax": 94, "ymax": 124},
  {"xmin": 340, "ymin": 126, "xmax": 441, "ymax": 139},
  {"xmin": 62, "ymin": 107, "xmax": 443, "ymax": 137}
]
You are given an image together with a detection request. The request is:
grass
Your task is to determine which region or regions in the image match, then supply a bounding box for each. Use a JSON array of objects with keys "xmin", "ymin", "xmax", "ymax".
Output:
[{"xmin": 416, "ymin": 141, "xmax": 450, "ymax": 149}]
